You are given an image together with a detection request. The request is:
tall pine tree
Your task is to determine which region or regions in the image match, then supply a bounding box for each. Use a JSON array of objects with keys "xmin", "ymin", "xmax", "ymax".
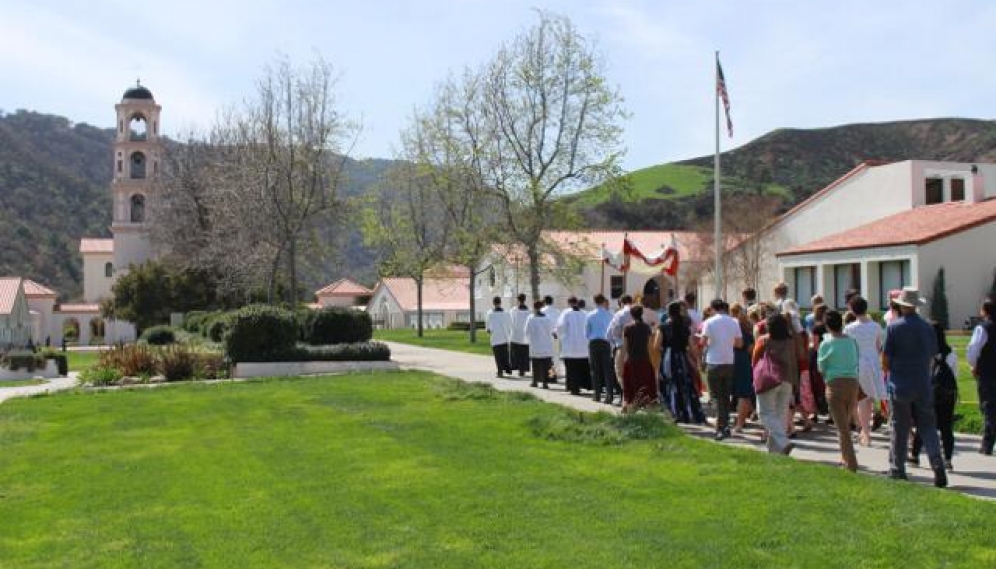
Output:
[{"xmin": 930, "ymin": 267, "xmax": 949, "ymax": 329}]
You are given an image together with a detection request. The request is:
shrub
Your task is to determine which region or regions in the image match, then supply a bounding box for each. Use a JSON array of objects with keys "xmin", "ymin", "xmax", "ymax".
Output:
[
  {"xmin": 79, "ymin": 365, "xmax": 123, "ymax": 386},
  {"xmin": 1, "ymin": 351, "xmax": 46, "ymax": 372},
  {"xmin": 305, "ymin": 307, "xmax": 373, "ymax": 345},
  {"xmin": 99, "ymin": 345, "xmax": 158, "ymax": 377},
  {"xmin": 235, "ymin": 341, "xmax": 391, "ymax": 363},
  {"xmin": 183, "ymin": 310, "xmax": 209, "ymax": 333},
  {"xmin": 160, "ymin": 345, "xmax": 197, "ymax": 382},
  {"xmin": 194, "ymin": 352, "xmax": 228, "ymax": 380},
  {"xmin": 224, "ymin": 305, "xmax": 298, "ymax": 363},
  {"xmin": 141, "ymin": 325, "xmax": 177, "ymax": 346},
  {"xmin": 42, "ymin": 351, "xmax": 68, "ymax": 375},
  {"xmin": 206, "ymin": 313, "xmax": 234, "ymax": 342},
  {"xmin": 447, "ymin": 321, "xmax": 486, "ymax": 331}
]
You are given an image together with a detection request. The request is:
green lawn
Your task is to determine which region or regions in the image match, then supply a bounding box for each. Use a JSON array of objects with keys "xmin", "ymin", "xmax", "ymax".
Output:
[
  {"xmin": 374, "ymin": 328, "xmax": 493, "ymax": 356},
  {"xmin": 2, "ymin": 372, "xmax": 996, "ymax": 568},
  {"xmin": 65, "ymin": 350, "xmax": 102, "ymax": 372},
  {"xmin": 0, "ymin": 379, "xmax": 45, "ymax": 387}
]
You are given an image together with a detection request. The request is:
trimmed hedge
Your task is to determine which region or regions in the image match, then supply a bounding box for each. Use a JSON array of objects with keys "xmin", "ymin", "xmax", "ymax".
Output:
[
  {"xmin": 237, "ymin": 341, "xmax": 391, "ymax": 363},
  {"xmin": 305, "ymin": 307, "xmax": 373, "ymax": 345},
  {"xmin": 447, "ymin": 321, "xmax": 485, "ymax": 331},
  {"xmin": 206, "ymin": 313, "xmax": 235, "ymax": 342},
  {"xmin": 141, "ymin": 325, "xmax": 177, "ymax": 345},
  {"xmin": 43, "ymin": 352, "xmax": 68, "ymax": 375},
  {"xmin": 1, "ymin": 351, "xmax": 46, "ymax": 372},
  {"xmin": 224, "ymin": 305, "xmax": 298, "ymax": 363}
]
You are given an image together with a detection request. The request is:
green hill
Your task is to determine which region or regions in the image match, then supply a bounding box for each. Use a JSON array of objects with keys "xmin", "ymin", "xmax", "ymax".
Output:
[{"xmin": 575, "ymin": 117, "xmax": 996, "ymax": 230}]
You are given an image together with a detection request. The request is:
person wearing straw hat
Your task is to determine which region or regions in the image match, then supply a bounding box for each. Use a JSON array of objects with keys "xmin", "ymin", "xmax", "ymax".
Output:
[{"xmin": 882, "ymin": 286, "xmax": 947, "ymax": 488}]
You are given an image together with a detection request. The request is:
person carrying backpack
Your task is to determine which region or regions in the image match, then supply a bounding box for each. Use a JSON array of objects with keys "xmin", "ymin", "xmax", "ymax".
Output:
[{"xmin": 911, "ymin": 322, "xmax": 959, "ymax": 470}]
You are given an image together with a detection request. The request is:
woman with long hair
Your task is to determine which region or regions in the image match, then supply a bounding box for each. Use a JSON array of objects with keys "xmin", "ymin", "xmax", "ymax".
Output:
[
  {"xmin": 622, "ymin": 305, "xmax": 658, "ymax": 413},
  {"xmin": 730, "ymin": 303, "xmax": 756, "ymax": 432},
  {"xmin": 753, "ymin": 314, "xmax": 799, "ymax": 454},
  {"xmin": 657, "ymin": 301, "xmax": 705, "ymax": 423}
]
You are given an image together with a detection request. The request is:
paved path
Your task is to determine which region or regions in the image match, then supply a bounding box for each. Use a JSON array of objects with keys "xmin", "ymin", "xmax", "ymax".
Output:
[
  {"xmin": 0, "ymin": 374, "xmax": 78, "ymax": 405},
  {"xmin": 386, "ymin": 342, "xmax": 996, "ymax": 499}
]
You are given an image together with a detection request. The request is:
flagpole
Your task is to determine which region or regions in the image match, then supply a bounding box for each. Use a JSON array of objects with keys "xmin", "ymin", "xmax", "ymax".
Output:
[{"xmin": 713, "ymin": 51, "xmax": 723, "ymax": 300}]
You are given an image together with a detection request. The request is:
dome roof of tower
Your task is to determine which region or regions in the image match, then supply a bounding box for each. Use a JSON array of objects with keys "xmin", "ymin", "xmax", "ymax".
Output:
[{"xmin": 122, "ymin": 83, "xmax": 154, "ymax": 101}]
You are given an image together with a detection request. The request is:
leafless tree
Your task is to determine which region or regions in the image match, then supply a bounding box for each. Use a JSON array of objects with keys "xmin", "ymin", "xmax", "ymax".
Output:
[{"xmin": 477, "ymin": 11, "xmax": 628, "ymax": 300}]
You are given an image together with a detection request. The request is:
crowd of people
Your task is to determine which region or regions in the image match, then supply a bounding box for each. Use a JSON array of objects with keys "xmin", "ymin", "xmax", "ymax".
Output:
[{"xmin": 485, "ymin": 285, "xmax": 996, "ymax": 488}]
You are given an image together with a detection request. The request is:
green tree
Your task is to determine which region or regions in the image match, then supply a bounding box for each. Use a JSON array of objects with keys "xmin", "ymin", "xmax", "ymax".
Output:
[
  {"xmin": 930, "ymin": 267, "xmax": 949, "ymax": 329},
  {"xmin": 102, "ymin": 261, "xmax": 221, "ymax": 333}
]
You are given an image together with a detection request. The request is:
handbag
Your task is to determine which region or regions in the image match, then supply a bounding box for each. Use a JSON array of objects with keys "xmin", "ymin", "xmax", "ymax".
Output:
[{"xmin": 752, "ymin": 348, "xmax": 783, "ymax": 394}]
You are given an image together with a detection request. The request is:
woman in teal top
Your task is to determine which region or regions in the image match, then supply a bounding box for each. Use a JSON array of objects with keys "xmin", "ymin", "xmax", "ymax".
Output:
[{"xmin": 817, "ymin": 310, "xmax": 861, "ymax": 472}]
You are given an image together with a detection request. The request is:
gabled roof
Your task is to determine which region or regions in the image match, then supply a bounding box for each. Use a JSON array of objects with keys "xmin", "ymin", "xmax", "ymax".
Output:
[
  {"xmin": 763, "ymin": 160, "xmax": 889, "ymax": 233},
  {"xmin": 23, "ymin": 279, "xmax": 57, "ymax": 298},
  {"xmin": 778, "ymin": 199, "xmax": 996, "ymax": 256},
  {"xmin": 315, "ymin": 278, "xmax": 373, "ymax": 297},
  {"xmin": 0, "ymin": 277, "xmax": 24, "ymax": 315},
  {"xmin": 371, "ymin": 277, "xmax": 469, "ymax": 312},
  {"xmin": 492, "ymin": 230, "xmax": 722, "ymax": 264},
  {"xmin": 80, "ymin": 238, "xmax": 114, "ymax": 254}
]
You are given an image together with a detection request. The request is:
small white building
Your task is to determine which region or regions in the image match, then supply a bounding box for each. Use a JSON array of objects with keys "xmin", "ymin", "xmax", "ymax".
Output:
[
  {"xmin": 367, "ymin": 277, "xmax": 471, "ymax": 329},
  {"xmin": 314, "ymin": 278, "xmax": 373, "ymax": 308},
  {"xmin": 0, "ymin": 277, "xmax": 32, "ymax": 349}
]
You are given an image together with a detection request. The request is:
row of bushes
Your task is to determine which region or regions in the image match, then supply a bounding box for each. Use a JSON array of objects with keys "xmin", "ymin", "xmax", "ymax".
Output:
[
  {"xmin": 80, "ymin": 345, "xmax": 228, "ymax": 385},
  {"xmin": 446, "ymin": 321, "xmax": 486, "ymax": 331},
  {"xmin": 182, "ymin": 306, "xmax": 373, "ymax": 347},
  {"xmin": 1, "ymin": 351, "xmax": 68, "ymax": 375},
  {"xmin": 221, "ymin": 304, "xmax": 385, "ymax": 362}
]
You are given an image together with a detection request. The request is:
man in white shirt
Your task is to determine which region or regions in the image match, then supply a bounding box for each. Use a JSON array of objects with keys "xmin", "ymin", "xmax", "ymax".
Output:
[
  {"xmin": 557, "ymin": 296, "xmax": 590, "ymax": 395},
  {"xmin": 701, "ymin": 298, "xmax": 743, "ymax": 440},
  {"xmin": 967, "ymin": 299, "xmax": 996, "ymax": 454},
  {"xmin": 684, "ymin": 292, "xmax": 703, "ymax": 331},
  {"xmin": 542, "ymin": 295, "xmax": 562, "ymax": 380},
  {"xmin": 510, "ymin": 293, "xmax": 531, "ymax": 377},
  {"xmin": 526, "ymin": 300, "xmax": 555, "ymax": 389},
  {"xmin": 485, "ymin": 296, "xmax": 513, "ymax": 378}
]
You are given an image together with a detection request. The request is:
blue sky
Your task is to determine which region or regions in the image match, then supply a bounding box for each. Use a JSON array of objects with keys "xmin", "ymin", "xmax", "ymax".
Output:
[{"xmin": 2, "ymin": 0, "xmax": 994, "ymax": 171}]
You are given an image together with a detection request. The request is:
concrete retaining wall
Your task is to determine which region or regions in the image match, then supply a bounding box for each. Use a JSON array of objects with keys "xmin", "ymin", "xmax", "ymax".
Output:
[{"xmin": 233, "ymin": 360, "xmax": 399, "ymax": 379}]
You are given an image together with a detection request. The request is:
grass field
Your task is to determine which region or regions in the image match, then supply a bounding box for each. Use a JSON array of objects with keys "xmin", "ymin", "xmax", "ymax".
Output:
[
  {"xmin": 374, "ymin": 328, "xmax": 493, "ymax": 356},
  {"xmin": 0, "ymin": 379, "xmax": 45, "ymax": 387},
  {"xmin": 2, "ymin": 371, "xmax": 996, "ymax": 568},
  {"xmin": 65, "ymin": 350, "xmax": 102, "ymax": 372}
]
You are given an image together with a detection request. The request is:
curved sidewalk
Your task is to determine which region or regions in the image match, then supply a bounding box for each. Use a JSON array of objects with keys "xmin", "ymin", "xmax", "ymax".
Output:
[
  {"xmin": 386, "ymin": 341, "xmax": 996, "ymax": 499},
  {"xmin": 0, "ymin": 375, "xmax": 78, "ymax": 404}
]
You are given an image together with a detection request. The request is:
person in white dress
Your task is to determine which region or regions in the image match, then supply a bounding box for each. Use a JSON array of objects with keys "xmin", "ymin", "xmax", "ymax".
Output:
[
  {"xmin": 542, "ymin": 296, "xmax": 562, "ymax": 379},
  {"xmin": 510, "ymin": 293, "xmax": 532, "ymax": 377},
  {"xmin": 556, "ymin": 296, "xmax": 591, "ymax": 395},
  {"xmin": 843, "ymin": 296, "xmax": 886, "ymax": 446},
  {"xmin": 526, "ymin": 300, "xmax": 555, "ymax": 389},
  {"xmin": 485, "ymin": 296, "xmax": 513, "ymax": 377}
]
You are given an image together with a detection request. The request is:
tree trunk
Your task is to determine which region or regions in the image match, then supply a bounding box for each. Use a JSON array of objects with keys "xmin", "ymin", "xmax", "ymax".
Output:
[
  {"xmin": 267, "ymin": 250, "xmax": 282, "ymax": 305},
  {"xmin": 287, "ymin": 236, "xmax": 298, "ymax": 305},
  {"xmin": 416, "ymin": 276, "xmax": 424, "ymax": 338},
  {"xmin": 527, "ymin": 242, "xmax": 541, "ymax": 302},
  {"xmin": 468, "ymin": 268, "xmax": 477, "ymax": 343}
]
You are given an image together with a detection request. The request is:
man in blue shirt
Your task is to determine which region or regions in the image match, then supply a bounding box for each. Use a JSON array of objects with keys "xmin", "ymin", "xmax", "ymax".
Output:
[
  {"xmin": 586, "ymin": 294, "xmax": 616, "ymax": 404},
  {"xmin": 883, "ymin": 287, "xmax": 946, "ymax": 487}
]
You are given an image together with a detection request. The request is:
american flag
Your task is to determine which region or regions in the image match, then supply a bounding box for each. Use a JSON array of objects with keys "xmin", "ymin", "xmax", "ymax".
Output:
[{"xmin": 716, "ymin": 59, "xmax": 732, "ymax": 137}]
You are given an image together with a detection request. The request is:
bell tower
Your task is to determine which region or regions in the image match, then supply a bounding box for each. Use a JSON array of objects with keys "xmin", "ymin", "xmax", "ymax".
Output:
[{"xmin": 110, "ymin": 81, "xmax": 162, "ymax": 275}]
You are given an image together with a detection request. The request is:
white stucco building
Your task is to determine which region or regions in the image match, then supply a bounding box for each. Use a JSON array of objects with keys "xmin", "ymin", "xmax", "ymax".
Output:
[
  {"xmin": 718, "ymin": 159, "xmax": 996, "ymax": 327},
  {"xmin": 0, "ymin": 278, "xmax": 32, "ymax": 350},
  {"xmin": 367, "ymin": 276, "xmax": 471, "ymax": 329}
]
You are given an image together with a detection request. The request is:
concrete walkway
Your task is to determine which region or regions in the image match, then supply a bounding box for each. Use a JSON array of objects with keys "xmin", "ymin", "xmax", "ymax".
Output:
[
  {"xmin": 0, "ymin": 375, "xmax": 78, "ymax": 404},
  {"xmin": 386, "ymin": 341, "xmax": 996, "ymax": 499}
]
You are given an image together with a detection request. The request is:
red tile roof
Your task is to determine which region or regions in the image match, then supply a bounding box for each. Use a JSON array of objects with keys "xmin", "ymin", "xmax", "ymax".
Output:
[
  {"xmin": 0, "ymin": 277, "xmax": 24, "ymax": 315},
  {"xmin": 494, "ymin": 230, "xmax": 724, "ymax": 264},
  {"xmin": 55, "ymin": 303, "xmax": 101, "ymax": 314},
  {"xmin": 80, "ymin": 238, "xmax": 114, "ymax": 254},
  {"xmin": 315, "ymin": 278, "xmax": 373, "ymax": 297},
  {"xmin": 374, "ymin": 277, "xmax": 469, "ymax": 312},
  {"xmin": 23, "ymin": 279, "xmax": 57, "ymax": 298},
  {"xmin": 778, "ymin": 199, "xmax": 996, "ymax": 256}
]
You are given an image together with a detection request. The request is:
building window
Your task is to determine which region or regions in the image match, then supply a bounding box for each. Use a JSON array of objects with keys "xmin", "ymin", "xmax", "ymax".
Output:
[
  {"xmin": 130, "ymin": 151, "xmax": 147, "ymax": 179},
  {"xmin": 104, "ymin": 262, "xmax": 113, "ymax": 278},
  {"xmin": 129, "ymin": 114, "xmax": 147, "ymax": 141},
  {"xmin": 130, "ymin": 194, "xmax": 145, "ymax": 223},
  {"xmin": 925, "ymin": 178, "xmax": 943, "ymax": 205},
  {"xmin": 833, "ymin": 263, "xmax": 861, "ymax": 309},
  {"xmin": 117, "ymin": 160, "xmax": 122, "ymax": 173},
  {"xmin": 951, "ymin": 178, "xmax": 965, "ymax": 202},
  {"xmin": 879, "ymin": 260, "xmax": 911, "ymax": 310},
  {"xmin": 793, "ymin": 267, "xmax": 816, "ymax": 308},
  {"xmin": 610, "ymin": 275, "xmax": 624, "ymax": 299}
]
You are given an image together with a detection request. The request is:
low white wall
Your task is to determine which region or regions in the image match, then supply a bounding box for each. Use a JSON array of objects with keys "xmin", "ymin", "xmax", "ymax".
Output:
[
  {"xmin": 233, "ymin": 361, "xmax": 399, "ymax": 379},
  {"xmin": 0, "ymin": 360, "xmax": 60, "ymax": 380}
]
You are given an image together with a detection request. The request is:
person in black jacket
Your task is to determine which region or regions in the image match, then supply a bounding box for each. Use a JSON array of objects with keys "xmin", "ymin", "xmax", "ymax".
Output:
[{"xmin": 968, "ymin": 299, "xmax": 996, "ymax": 454}]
